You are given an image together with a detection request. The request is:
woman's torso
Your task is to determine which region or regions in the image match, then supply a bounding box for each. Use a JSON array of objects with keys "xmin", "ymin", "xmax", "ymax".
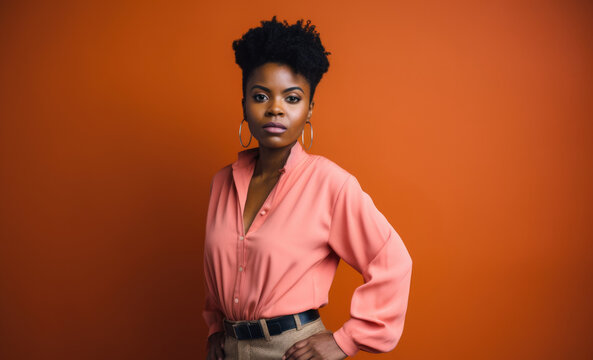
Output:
[{"xmin": 203, "ymin": 142, "xmax": 350, "ymax": 321}]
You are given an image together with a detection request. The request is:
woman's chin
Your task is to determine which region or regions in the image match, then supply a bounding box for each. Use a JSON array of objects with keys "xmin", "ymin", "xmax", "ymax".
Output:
[{"xmin": 256, "ymin": 139, "xmax": 297, "ymax": 150}]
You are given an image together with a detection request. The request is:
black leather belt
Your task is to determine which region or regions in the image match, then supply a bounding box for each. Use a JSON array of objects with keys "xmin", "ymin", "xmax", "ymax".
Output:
[{"xmin": 224, "ymin": 309, "xmax": 320, "ymax": 340}]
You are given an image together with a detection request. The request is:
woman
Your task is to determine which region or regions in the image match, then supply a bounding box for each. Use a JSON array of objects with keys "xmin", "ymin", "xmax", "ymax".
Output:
[{"xmin": 203, "ymin": 17, "xmax": 412, "ymax": 360}]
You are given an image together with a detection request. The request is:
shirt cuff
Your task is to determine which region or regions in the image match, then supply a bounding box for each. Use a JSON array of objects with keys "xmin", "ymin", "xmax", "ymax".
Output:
[
  {"xmin": 333, "ymin": 327, "xmax": 359, "ymax": 357},
  {"xmin": 207, "ymin": 320, "xmax": 224, "ymax": 338}
]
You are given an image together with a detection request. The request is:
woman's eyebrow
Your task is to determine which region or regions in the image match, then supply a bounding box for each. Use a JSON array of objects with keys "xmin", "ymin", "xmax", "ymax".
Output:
[
  {"xmin": 251, "ymin": 85, "xmax": 270, "ymax": 92},
  {"xmin": 283, "ymin": 86, "xmax": 304, "ymax": 94},
  {"xmin": 250, "ymin": 85, "xmax": 304, "ymax": 93}
]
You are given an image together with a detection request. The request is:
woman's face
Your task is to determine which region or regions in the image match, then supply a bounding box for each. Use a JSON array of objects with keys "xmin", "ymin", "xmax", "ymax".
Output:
[{"xmin": 243, "ymin": 62, "xmax": 313, "ymax": 150}]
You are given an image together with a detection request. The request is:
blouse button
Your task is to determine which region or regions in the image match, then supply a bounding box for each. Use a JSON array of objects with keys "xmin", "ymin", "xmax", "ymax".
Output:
[
  {"xmin": 239, "ymin": 236, "xmax": 244, "ymax": 241},
  {"xmin": 260, "ymin": 210, "xmax": 267, "ymax": 216},
  {"xmin": 234, "ymin": 298, "xmax": 239, "ymax": 304},
  {"xmin": 238, "ymin": 266, "xmax": 244, "ymax": 272}
]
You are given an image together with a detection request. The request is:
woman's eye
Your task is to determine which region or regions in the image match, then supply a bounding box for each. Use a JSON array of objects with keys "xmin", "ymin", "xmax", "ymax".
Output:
[
  {"xmin": 286, "ymin": 96, "xmax": 301, "ymax": 103},
  {"xmin": 253, "ymin": 94, "xmax": 268, "ymax": 102}
]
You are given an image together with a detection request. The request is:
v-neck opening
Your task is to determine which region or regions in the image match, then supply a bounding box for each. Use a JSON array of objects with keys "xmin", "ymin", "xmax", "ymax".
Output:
[
  {"xmin": 232, "ymin": 141, "xmax": 308, "ymax": 236},
  {"xmin": 242, "ymin": 175, "xmax": 281, "ymax": 235}
]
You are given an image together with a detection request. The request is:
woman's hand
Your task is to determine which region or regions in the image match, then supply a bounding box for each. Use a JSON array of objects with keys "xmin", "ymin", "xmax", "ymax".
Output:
[
  {"xmin": 207, "ymin": 331, "xmax": 226, "ymax": 360},
  {"xmin": 282, "ymin": 331, "xmax": 348, "ymax": 360}
]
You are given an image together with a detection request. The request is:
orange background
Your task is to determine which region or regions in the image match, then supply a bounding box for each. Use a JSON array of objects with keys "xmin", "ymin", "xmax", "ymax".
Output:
[{"xmin": 1, "ymin": 0, "xmax": 592, "ymax": 359}]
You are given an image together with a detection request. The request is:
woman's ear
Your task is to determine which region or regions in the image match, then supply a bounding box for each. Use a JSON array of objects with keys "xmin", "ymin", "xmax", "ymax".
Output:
[{"xmin": 307, "ymin": 101, "xmax": 314, "ymax": 120}]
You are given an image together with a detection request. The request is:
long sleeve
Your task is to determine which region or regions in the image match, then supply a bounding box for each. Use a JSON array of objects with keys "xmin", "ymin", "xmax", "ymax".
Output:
[
  {"xmin": 203, "ymin": 286, "xmax": 224, "ymax": 337},
  {"xmin": 203, "ymin": 176, "xmax": 225, "ymax": 337},
  {"xmin": 328, "ymin": 175, "xmax": 412, "ymax": 356}
]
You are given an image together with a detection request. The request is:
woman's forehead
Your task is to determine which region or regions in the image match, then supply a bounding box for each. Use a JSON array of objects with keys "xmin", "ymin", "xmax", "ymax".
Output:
[{"xmin": 247, "ymin": 63, "xmax": 310, "ymax": 91}]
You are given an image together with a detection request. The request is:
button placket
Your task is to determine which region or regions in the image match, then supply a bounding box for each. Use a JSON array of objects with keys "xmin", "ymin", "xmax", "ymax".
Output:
[
  {"xmin": 232, "ymin": 167, "xmax": 284, "ymax": 315},
  {"xmin": 234, "ymin": 232, "xmax": 246, "ymax": 313}
]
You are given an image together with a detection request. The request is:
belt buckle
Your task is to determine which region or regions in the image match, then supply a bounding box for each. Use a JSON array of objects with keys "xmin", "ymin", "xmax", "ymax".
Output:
[
  {"xmin": 231, "ymin": 322, "xmax": 259, "ymax": 340},
  {"xmin": 231, "ymin": 323, "xmax": 242, "ymax": 339}
]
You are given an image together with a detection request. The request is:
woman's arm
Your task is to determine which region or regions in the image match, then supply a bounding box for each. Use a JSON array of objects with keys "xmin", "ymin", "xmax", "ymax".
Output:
[
  {"xmin": 327, "ymin": 175, "xmax": 413, "ymax": 356},
  {"xmin": 203, "ymin": 289, "xmax": 225, "ymax": 337},
  {"xmin": 204, "ymin": 289, "xmax": 226, "ymax": 359}
]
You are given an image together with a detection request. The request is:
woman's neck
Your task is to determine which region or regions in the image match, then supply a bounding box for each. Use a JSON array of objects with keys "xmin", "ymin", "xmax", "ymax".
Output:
[{"xmin": 253, "ymin": 142, "xmax": 295, "ymax": 179}]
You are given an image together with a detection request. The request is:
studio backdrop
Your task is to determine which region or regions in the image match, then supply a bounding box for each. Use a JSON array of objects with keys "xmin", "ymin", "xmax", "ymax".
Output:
[{"xmin": 1, "ymin": 0, "xmax": 591, "ymax": 359}]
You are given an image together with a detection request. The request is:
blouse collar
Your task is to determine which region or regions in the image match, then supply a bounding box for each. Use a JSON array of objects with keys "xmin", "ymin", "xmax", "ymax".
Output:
[{"xmin": 232, "ymin": 141, "xmax": 308, "ymax": 175}]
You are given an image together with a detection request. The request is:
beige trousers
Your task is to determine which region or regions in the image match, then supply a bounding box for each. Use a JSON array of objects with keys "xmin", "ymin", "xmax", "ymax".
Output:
[{"xmin": 223, "ymin": 317, "xmax": 326, "ymax": 360}]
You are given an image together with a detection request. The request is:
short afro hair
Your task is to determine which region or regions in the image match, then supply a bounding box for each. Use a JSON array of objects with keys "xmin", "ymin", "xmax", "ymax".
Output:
[{"xmin": 232, "ymin": 16, "xmax": 330, "ymax": 102}]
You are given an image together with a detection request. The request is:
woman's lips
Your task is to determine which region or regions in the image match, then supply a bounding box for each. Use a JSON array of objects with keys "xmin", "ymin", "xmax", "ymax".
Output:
[
  {"xmin": 262, "ymin": 122, "xmax": 287, "ymax": 134},
  {"xmin": 263, "ymin": 126, "xmax": 287, "ymax": 134}
]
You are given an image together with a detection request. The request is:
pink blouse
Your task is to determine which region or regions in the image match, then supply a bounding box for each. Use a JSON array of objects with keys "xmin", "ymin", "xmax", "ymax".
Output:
[{"xmin": 203, "ymin": 141, "xmax": 412, "ymax": 356}]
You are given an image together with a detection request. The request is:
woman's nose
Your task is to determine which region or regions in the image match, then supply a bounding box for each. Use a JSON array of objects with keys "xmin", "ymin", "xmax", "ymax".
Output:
[{"xmin": 266, "ymin": 98, "xmax": 285, "ymax": 116}]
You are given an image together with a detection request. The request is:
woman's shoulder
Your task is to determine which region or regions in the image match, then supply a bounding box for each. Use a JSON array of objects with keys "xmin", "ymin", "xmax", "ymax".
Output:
[
  {"xmin": 307, "ymin": 153, "xmax": 354, "ymax": 186},
  {"xmin": 209, "ymin": 164, "xmax": 233, "ymax": 187}
]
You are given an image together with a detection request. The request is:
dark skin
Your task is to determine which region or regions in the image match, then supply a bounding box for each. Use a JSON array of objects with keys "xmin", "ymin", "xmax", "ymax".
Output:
[{"xmin": 207, "ymin": 62, "xmax": 347, "ymax": 360}]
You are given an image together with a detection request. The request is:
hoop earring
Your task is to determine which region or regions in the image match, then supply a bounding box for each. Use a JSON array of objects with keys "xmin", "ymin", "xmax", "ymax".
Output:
[
  {"xmin": 239, "ymin": 119, "xmax": 252, "ymax": 148},
  {"xmin": 300, "ymin": 120, "xmax": 313, "ymax": 150}
]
